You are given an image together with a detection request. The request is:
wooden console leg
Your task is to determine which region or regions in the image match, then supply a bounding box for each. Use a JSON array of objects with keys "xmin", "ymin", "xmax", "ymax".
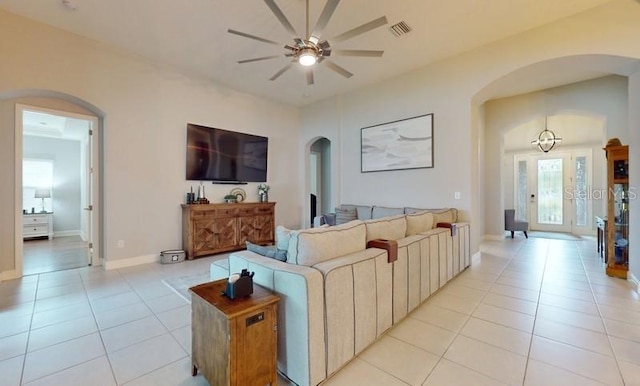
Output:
[{"xmin": 192, "ymin": 364, "xmax": 198, "ymax": 376}]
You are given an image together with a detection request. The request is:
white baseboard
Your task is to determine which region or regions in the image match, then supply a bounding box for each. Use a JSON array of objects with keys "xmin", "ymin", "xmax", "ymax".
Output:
[
  {"xmin": 629, "ymin": 272, "xmax": 640, "ymax": 293},
  {"xmin": 103, "ymin": 254, "xmax": 160, "ymax": 270},
  {"xmin": 483, "ymin": 234, "xmax": 505, "ymax": 241},
  {"xmin": 0, "ymin": 269, "xmax": 20, "ymax": 281},
  {"xmin": 54, "ymin": 230, "xmax": 80, "ymax": 238}
]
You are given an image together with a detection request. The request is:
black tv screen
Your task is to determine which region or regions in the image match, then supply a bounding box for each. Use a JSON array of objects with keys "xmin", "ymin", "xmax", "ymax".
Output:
[{"xmin": 186, "ymin": 123, "xmax": 268, "ymax": 182}]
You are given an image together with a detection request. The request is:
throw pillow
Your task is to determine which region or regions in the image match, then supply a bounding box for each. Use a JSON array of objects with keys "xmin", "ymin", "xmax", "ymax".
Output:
[
  {"xmin": 372, "ymin": 206, "xmax": 405, "ymax": 219},
  {"xmin": 406, "ymin": 211, "xmax": 434, "ymax": 235},
  {"xmin": 363, "ymin": 215, "xmax": 407, "ymax": 242},
  {"xmin": 246, "ymin": 241, "xmax": 287, "ymax": 262},
  {"xmin": 432, "ymin": 211, "xmax": 453, "ymax": 224},
  {"xmin": 335, "ymin": 208, "xmax": 357, "ymax": 225},
  {"xmin": 275, "ymin": 225, "xmax": 292, "ymax": 251}
]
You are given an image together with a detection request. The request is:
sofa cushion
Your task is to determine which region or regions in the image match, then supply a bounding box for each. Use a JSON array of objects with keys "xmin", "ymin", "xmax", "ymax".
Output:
[
  {"xmin": 288, "ymin": 220, "xmax": 367, "ymax": 266},
  {"xmin": 341, "ymin": 205, "xmax": 373, "ymax": 220},
  {"xmin": 276, "ymin": 225, "xmax": 292, "ymax": 251},
  {"xmin": 405, "ymin": 211, "xmax": 434, "ymax": 236},
  {"xmin": 335, "ymin": 208, "xmax": 357, "ymax": 225},
  {"xmin": 372, "ymin": 206, "xmax": 405, "ymax": 219},
  {"xmin": 363, "ymin": 215, "xmax": 407, "ymax": 242},
  {"xmin": 246, "ymin": 241, "xmax": 288, "ymax": 262},
  {"xmin": 432, "ymin": 209, "xmax": 457, "ymax": 224}
]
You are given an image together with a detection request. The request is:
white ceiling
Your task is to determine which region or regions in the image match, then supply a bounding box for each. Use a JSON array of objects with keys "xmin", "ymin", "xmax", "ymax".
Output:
[
  {"xmin": 0, "ymin": 0, "xmax": 629, "ymax": 106},
  {"xmin": 23, "ymin": 110, "xmax": 90, "ymax": 141}
]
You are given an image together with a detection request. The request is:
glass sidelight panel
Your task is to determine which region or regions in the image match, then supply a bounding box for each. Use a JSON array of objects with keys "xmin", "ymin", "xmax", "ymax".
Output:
[
  {"xmin": 516, "ymin": 160, "xmax": 528, "ymax": 221},
  {"xmin": 575, "ymin": 156, "xmax": 587, "ymax": 227},
  {"xmin": 537, "ymin": 158, "xmax": 563, "ymax": 225}
]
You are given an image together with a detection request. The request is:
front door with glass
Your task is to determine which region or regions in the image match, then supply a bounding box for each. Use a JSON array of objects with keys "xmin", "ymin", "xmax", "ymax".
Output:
[{"xmin": 514, "ymin": 150, "xmax": 592, "ymax": 235}]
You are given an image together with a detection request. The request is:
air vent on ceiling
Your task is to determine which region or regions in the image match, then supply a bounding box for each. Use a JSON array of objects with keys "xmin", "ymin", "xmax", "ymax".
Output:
[{"xmin": 389, "ymin": 21, "xmax": 412, "ymax": 37}]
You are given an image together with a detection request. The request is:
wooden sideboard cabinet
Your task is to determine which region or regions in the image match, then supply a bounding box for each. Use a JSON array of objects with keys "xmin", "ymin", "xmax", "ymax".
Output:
[
  {"xmin": 190, "ymin": 279, "xmax": 280, "ymax": 386},
  {"xmin": 182, "ymin": 202, "xmax": 275, "ymax": 259}
]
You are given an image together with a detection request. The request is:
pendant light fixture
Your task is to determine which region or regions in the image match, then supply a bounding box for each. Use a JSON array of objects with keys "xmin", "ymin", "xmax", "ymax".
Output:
[{"xmin": 531, "ymin": 117, "xmax": 562, "ymax": 153}]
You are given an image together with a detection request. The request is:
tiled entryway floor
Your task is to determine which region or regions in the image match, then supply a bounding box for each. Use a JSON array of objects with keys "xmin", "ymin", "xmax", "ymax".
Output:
[{"xmin": 1, "ymin": 236, "xmax": 639, "ymax": 385}]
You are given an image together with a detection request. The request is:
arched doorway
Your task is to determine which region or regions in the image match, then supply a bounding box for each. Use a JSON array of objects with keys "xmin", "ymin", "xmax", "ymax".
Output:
[
  {"xmin": 504, "ymin": 113, "xmax": 605, "ymax": 236},
  {"xmin": 0, "ymin": 90, "xmax": 104, "ymax": 280},
  {"xmin": 309, "ymin": 137, "xmax": 331, "ymax": 227}
]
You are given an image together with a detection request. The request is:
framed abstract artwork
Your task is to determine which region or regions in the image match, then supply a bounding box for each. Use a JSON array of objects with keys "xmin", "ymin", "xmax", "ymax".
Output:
[{"xmin": 361, "ymin": 113, "xmax": 434, "ymax": 173}]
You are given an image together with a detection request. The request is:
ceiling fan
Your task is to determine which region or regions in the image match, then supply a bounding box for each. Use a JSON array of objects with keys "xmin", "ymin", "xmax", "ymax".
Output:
[{"xmin": 228, "ymin": 0, "xmax": 388, "ymax": 85}]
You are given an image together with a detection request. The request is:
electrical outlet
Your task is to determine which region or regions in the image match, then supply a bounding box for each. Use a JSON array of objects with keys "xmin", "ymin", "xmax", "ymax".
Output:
[
  {"xmin": 454, "ymin": 192, "xmax": 461, "ymax": 200},
  {"xmin": 117, "ymin": 240, "xmax": 125, "ymax": 248}
]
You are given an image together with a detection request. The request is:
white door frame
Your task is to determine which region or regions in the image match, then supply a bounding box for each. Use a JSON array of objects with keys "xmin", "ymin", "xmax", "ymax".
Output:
[
  {"xmin": 14, "ymin": 104, "xmax": 101, "ymax": 278},
  {"xmin": 310, "ymin": 150, "xmax": 322, "ymax": 224}
]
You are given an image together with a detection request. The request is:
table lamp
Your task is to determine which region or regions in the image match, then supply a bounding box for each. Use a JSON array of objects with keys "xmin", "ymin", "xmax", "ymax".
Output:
[{"xmin": 34, "ymin": 189, "xmax": 51, "ymax": 213}]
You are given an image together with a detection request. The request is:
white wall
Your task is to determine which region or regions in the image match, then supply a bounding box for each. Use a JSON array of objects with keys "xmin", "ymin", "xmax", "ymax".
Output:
[
  {"xmin": 300, "ymin": 0, "xmax": 640, "ymax": 254},
  {"xmin": 0, "ymin": 9, "xmax": 300, "ymax": 275},
  {"xmin": 23, "ymin": 135, "xmax": 82, "ymax": 235}
]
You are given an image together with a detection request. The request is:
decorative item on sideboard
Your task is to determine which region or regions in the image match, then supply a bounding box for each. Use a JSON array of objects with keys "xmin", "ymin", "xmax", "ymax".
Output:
[
  {"xmin": 186, "ymin": 184, "xmax": 209, "ymax": 204},
  {"xmin": 258, "ymin": 183, "xmax": 270, "ymax": 202},
  {"xmin": 224, "ymin": 194, "xmax": 238, "ymax": 203},
  {"xmin": 230, "ymin": 187, "xmax": 246, "ymax": 202}
]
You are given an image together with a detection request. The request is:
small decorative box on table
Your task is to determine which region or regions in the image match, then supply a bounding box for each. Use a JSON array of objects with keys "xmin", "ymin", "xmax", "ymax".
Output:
[{"xmin": 190, "ymin": 279, "xmax": 280, "ymax": 386}]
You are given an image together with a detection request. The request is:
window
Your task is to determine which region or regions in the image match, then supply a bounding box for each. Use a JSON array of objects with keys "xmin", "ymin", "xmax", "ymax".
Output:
[{"xmin": 23, "ymin": 158, "xmax": 54, "ymax": 213}]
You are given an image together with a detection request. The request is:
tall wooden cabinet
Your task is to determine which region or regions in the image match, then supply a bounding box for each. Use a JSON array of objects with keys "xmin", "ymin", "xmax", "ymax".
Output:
[
  {"xmin": 182, "ymin": 202, "xmax": 275, "ymax": 259},
  {"xmin": 604, "ymin": 144, "xmax": 629, "ymax": 279}
]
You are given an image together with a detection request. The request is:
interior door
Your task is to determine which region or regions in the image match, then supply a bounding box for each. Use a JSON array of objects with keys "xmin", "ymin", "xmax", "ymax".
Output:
[
  {"xmin": 85, "ymin": 116, "xmax": 101, "ymax": 266},
  {"xmin": 82, "ymin": 125, "xmax": 93, "ymax": 265}
]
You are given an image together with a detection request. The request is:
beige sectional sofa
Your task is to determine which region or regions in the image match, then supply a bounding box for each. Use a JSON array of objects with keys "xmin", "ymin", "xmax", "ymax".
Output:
[{"xmin": 210, "ymin": 206, "xmax": 470, "ymax": 386}]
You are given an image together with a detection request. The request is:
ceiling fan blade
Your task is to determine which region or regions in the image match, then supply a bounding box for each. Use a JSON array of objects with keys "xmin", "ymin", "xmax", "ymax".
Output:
[
  {"xmin": 269, "ymin": 63, "xmax": 293, "ymax": 81},
  {"xmin": 310, "ymin": 0, "xmax": 340, "ymax": 41},
  {"xmin": 306, "ymin": 69, "xmax": 314, "ymax": 86},
  {"xmin": 331, "ymin": 16, "xmax": 388, "ymax": 43},
  {"xmin": 322, "ymin": 60, "xmax": 353, "ymax": 78},
  {"xmin": 318, "ymin": 40, "xmax": 331, "ymax": 50},
  {"xmin": 228, "ymin": 29, "xmax": 280, "ymax": 45},
  {"xmin": 333, "ymin": 49, "xmax": 384, "ymax": 57},
  {"xmin": 264, "ymin": 0, "xmax": 298, "ymax": 36},
  {"xmin": 237, "ymin": 55, "xmax": 281, "ymax": 64}
]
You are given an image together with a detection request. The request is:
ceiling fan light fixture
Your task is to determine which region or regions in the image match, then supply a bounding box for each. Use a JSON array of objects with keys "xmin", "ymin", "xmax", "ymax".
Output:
[{"xmin": 298, "ymin": 49, "xmax": 317, "ymax": 66}]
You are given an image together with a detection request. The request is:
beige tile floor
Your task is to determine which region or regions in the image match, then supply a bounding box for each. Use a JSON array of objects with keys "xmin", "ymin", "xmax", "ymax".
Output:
[{"xmin": 1, "ymin": 236, "xmax": 639, "ymax": 385}]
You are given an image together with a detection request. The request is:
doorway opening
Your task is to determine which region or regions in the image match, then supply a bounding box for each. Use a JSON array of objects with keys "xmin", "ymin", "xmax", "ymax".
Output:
[
  {"xmin": 309, "ymin": 137, "xmax": 331, "ymax": 227},
  {"xmin": 16, "ymin": 104, "xmax": 101, "ymax": 276}
]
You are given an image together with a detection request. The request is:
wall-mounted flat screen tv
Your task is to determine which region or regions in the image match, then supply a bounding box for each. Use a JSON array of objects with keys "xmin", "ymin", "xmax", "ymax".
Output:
[{"xmin": 186, "ymin": 123, "xmax": 268, "ymax": 183}]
